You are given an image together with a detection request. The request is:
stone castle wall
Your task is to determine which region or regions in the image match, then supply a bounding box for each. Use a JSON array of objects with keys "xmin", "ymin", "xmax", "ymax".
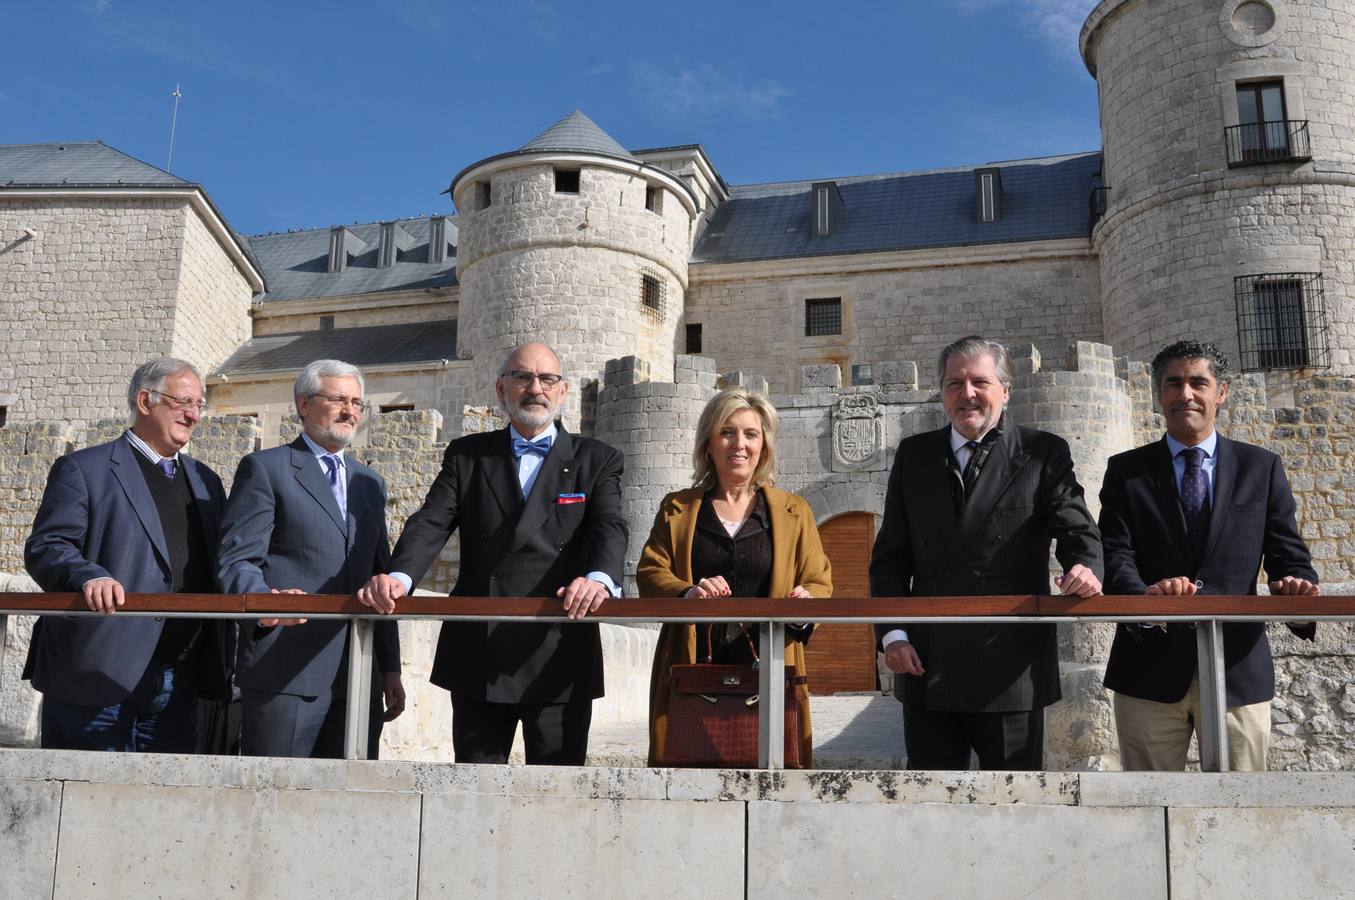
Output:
[
  {"xmin": 453, "ymin": 162, "xmax": 692, "ymax": 417},
  {"xmin": 0, "ymin": 198, "xmax": 194, "ymax": 430},
  {"xmin": 169, "ymin": 204, "xmax": 254, "ymax": 374},
  {"xmin": 686, "ymin": 250, "xmax": 1102, "ymax": 394},
  {"xmin": 1087, "ymin": 0, "xmax": 1355, "ymax": 371}
]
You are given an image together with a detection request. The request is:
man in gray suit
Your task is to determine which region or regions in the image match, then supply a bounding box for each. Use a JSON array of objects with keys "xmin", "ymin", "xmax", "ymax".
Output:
[{"xmin": 218, "ymin": 359, "xmax": 404, "ymax": 758}]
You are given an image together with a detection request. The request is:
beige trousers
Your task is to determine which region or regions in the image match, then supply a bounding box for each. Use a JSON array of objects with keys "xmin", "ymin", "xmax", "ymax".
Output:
[{"xmin": 1113, "ymin": 675, "xmax": 1270, "ymax": 771}]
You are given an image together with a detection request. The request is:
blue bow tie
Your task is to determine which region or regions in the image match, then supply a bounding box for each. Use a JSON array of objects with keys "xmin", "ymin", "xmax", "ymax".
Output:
[{"xmin": 511, "ymin": 435, "xmax": 553, "ymax": 459}]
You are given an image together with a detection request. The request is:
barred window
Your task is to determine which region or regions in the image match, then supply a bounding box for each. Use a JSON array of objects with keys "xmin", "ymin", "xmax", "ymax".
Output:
[
  {"xmin": 640, "ymin": 271, "xmax": 667, "ymax": 322},
  {"xmin": 805, "ymin": 297, "xmax": 842, "ymax": 337},
  {"xmin": 1235, "ymin": 272, "xmax": 1330, "ymax": 370}
]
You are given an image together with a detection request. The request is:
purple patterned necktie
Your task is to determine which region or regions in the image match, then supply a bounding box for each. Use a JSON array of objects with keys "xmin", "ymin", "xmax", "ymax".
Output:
[
  {"xmin": 1180, "ymin": 447, "xmax": 1210, "ymax": 559},
  {"xmin": 157, "ymin": 458, "xmax": 176, "ymax": 480},
  {"xmin": 322, "ymin": 454, "xmax": 346, "ymax": 517}
]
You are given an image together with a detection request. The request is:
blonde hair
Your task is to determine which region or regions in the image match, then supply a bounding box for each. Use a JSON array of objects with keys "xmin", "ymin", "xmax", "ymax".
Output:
[{"xmin": 692, "ymin": 388, "xmax": 779, "ymax": 490}]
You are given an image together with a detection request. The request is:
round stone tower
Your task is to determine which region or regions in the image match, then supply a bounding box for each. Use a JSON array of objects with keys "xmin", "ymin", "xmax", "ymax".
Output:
[
  {"xmin": 1084, "ymin": 0, "xmax": 1355, "ymax": 376},
  {"xmin": 450, "ymin": 110, "xmax": 699, "ymax": 425}
]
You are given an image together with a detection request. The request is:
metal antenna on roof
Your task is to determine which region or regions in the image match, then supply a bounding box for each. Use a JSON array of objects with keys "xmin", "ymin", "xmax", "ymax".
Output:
[{"xmin": 166, "ymin": 85, "xmax": 183, "ymax": 172}]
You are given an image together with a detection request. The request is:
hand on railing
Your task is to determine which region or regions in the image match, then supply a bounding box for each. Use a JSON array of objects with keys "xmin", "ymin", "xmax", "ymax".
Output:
[
  {"xmin": 1053, "ymin": 564, "xmax": 1102, "ymax": 598},
  {"xmin": 82, "ymin": 577, "xmax": 125, "ymax": 614},
  {"xmin": 357, "ymin": 574, "xmax": 408, "ymax": 615},
  {"xmin": 557, "ymin": 577, "xmax": 610, "ymax": 621},
  {"xmin": 259, "ymin": 587, "xmax": 308, "ymax": 627}
]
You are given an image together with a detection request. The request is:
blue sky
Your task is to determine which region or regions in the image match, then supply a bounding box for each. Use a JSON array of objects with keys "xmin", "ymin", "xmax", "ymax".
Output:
[{"xmin": 3, "ymin": 0, "xmax": 1102, "ymax": 236}]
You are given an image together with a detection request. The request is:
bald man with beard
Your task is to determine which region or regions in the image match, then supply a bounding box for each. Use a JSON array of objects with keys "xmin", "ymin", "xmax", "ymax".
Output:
[{"xmin": 359, "ymin": 342, "xmax": 627, "ymax": 765}]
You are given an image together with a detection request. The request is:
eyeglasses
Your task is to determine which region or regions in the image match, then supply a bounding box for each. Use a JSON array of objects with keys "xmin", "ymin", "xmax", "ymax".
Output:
[
  {"xmin": 148, "ymin": 390, "xmax": 208, "ymax": 413},
  {"xmin": 310, "ymin": 393, "xmax": 369, "ymax": 412},
  {"xmin": 501, "ymin": 370, "xmax": 564, "ymax": 389}
]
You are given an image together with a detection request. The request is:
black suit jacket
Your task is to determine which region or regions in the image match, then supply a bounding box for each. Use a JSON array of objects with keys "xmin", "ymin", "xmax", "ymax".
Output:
[
  {"xmin": 870, "ymin": 424, "xmax": 1103, "ymax": 713},
  {"xmin": 389, "ymin": 425, "xmax": 627, "ymax": 704},
  {"xmin": 1099, "ymin": 435, "xmax": 1317, "ymax": 706}
]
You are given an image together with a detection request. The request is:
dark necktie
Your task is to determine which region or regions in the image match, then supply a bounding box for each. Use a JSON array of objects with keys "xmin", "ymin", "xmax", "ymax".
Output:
[
  {"xmin": 157, "ymin": 458, "xmax": 176, "ymax": 480},
  {"xmin": 1180, "ymin": 447, "xmax": 1210, "ymax": 558},
  {"xmin": 961, "ymin": 440, "xmax": 982, "ymax": 495},
  {"xmin": 512, "ymin": 435, "xmax": 553, "ymax": 459},
  {"xmin": 322, "ymin": 454, "xmax": 345, "ymax": 517}
]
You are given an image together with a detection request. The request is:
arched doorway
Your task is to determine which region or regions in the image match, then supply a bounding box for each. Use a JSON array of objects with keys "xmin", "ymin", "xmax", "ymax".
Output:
[{"xmin": 803, "ymin": 511, "xmax": 879, "ymax": 695}]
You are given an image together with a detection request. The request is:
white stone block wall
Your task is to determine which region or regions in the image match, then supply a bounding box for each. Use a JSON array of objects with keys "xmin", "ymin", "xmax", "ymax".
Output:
[
  {"xmin": 1088, "ymin": 0, "xmax": 1355, "ymax": 374},
  {"xmin": 453, "ymin": 163, "xmax": 691, "ymax": 419},
  {"xmin": 0, "ymin": 198, "xmax": 190, "ymax": 430},
  {"xmin": 169, "ymin": 205, "xmax": 254, "ymax": 375},
  {"xmin": 686, "ymin": 252, "xmax": 1103, "ymax": 394},
  {"xmin": 251, "ymin": 291, "xmax": 458, "ymax": 336}
]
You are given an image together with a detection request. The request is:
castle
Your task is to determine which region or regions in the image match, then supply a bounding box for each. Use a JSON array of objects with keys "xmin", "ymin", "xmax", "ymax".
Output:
[{"xmin": 2, "ymin": 0, "xmax": 1354, "ymax": 767}]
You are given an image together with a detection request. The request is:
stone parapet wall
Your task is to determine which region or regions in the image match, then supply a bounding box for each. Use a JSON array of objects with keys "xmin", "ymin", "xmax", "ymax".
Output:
[{"xmin": 7, "ymin": 753, "xmax": 1355, "ymax": 898}]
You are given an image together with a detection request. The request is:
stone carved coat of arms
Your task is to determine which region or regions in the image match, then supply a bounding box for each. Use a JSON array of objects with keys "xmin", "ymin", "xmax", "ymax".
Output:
[{"xmin": 831, "ymin": 394, "xmax": 884, "ymax": 471}]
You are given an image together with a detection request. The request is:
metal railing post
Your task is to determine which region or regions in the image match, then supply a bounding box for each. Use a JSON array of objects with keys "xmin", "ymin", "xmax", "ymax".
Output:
[
  {"xmin": 1196, "ymin": 619, "xmax": 1230, "ymax": 772},
  {"xmin": 344, "ymin": 617, "xmax": 375, "ymax": 760},
  {"xmin": 758, "ymin": 621, "xmax": 786, "ymax": 769}
]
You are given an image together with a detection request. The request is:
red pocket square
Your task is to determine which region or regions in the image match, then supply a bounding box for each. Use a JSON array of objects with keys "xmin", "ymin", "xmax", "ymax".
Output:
[{"xmin": 556, "ymin": 493, "xmax": 586, "ymax": 505}]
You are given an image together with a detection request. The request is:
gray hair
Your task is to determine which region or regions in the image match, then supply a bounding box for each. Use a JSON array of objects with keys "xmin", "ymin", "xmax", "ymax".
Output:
[
  {"xmin": 936, "ymin": 335, "xmax": 1013, "ymax": 388},
  {"xmin": 126, "ymin": 357, "xmax": 202, "ymax": 423},
  {"xmin": 293, "ymin": 359, "xmax": 365, "ymax": 409},
  {"xmin": 497, "ymin": 343, "xmax": 566, "ymax": 379}
]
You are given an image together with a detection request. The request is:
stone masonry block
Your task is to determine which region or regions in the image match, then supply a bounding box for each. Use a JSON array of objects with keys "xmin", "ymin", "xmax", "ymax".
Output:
[{"xmin": 799, "ymin": 364, "xmax": 842, "ymax": 390}]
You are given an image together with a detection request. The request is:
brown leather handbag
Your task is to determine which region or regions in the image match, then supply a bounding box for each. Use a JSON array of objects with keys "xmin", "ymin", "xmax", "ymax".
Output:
[{"xmin": 664, "ymin": 627, "xmax": 807, "ymax": 768}]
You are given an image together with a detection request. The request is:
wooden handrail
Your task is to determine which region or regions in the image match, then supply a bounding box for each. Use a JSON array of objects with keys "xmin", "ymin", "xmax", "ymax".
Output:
[{"xmin": 3, "ymin": 592, "xmax": 1354, "ymax": 618}]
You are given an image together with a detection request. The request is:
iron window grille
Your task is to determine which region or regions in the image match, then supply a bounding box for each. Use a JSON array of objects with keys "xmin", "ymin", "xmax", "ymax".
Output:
[
  {"xmin": 805, "ymin": 298, "xmax": 843, "ymax": 337},
  {"xmin": 1234, "ymin": 272, "xmax": 1330, "ymax": 371},
  {"xmin": 640, "ymin": 270, "xmax": 667, "ymax": 323}
]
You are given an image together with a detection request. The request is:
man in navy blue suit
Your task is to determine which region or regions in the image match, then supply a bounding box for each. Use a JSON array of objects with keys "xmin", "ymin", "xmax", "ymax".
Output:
[
  {"xmin": 25, "ymin": 358, "xmax": 229, "ymax": 752},
  {"xmin": 218, "ymin": 359, "xmax": 403, "ymax": 759},
  {"xmin": 1100, "ymin": 339, "xmax": 1319, "ymax": 771}
]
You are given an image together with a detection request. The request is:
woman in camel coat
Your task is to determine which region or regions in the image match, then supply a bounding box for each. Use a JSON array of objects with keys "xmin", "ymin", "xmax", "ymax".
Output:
[{"xmin": 638, "ymin": 388, "xmax": 832, "ymax": 766}]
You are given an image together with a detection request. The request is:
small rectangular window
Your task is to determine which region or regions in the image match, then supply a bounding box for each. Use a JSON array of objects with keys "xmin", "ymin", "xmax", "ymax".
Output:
[
  {"xmin": 319, "ymin": 315, "xmax": 334, "ymax": 331},
  {"xmin": 1235, "ymin": 272, "xmax": 1330, "ymax": 370},
  {"xmin": 380, "ymin": 404, "xmax": 415, "ymax": 414},
  {"xmin": 685, "ymin": 323, "xmax": 703, "ymax": 353},
  {"xmin": 0, "ymin": 406, "xmax": 7, "ymax": 428},
  {"xmin": 475, "ymin": 181, "xmax": 492, "ymax": 210},
  {"xmin": 805, "ymin": 297, "xmax": 842, "ymax": 337},
  {"xmin": 555, "ymin": 169, "xmax": 580, "ymax": 193},
  {"xmin": 645, "ymin": 186, "xmax": 662, "ymax": 213}
]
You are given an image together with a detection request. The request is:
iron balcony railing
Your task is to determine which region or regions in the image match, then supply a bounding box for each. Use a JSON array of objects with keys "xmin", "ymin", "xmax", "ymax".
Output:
[
  {"xmin": 1225, "ymin": 120, "xmax": 1312, "ymax": 167},
  {"xmin": 5, "ymin": 592, "xmax": 1354, "ymax": 771}
]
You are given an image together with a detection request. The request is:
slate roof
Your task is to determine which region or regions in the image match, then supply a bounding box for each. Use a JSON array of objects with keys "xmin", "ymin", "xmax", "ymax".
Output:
[
  {"xmin": 243, "ymin": 217, "xmax": 458, "ymax": 302},
  {"xmin": 519, "ymin": 110, "xmax": 636, "ymax": 160},
  {"xmin": 0, "ymin": 141, "xmax": 189, "ymax": 187},
  {"xmin": 692, "ymin": 152, "xmax": 1103, "ymax": 264},
  {"xmin": 216, "ymin": 320, "xmax": 458, "ymax": 375}
]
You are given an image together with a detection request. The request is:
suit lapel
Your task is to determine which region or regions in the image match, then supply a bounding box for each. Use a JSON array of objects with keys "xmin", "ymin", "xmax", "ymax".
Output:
[
  {"xmin": 109, "ymin": 437, "xmax": 170, "ymax": 567},
  {"xmin": 180, "ymin": 453, "xmax": 220, "ymax": 559},
  {"xmin": 1150, "ymin": 437, "xmax": 1191, "ymax": 555},
  {"xmin": 1201, "ymin": 435, "xmax": 1235, "ymax": 564},
  {"xmin": 480, "ymin": 428, "xmax": 525, "ymax": 521},
  {"xmin": 916, "ymin": 428, "xmax": 960, "ymax": 553},
  {"xmin": 956, "ymin": 427, "xmax": 1028, "ymax": 537},
  {"xmin": 289, "ymin": 437, "xmax": 347, "ymax": 538},
  {"xmin": 764, "ymin": 487, "xmax": 798, "ymax": 597},
  {"xmin": 511, "ymin": 426, "xmax": 576, "ymax": 552}
]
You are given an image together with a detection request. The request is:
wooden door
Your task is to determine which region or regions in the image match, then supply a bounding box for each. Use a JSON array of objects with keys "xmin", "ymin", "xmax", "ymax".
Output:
[{"xmin": 803, "ymin": 511, "xmax": 879, "ymax": 695}]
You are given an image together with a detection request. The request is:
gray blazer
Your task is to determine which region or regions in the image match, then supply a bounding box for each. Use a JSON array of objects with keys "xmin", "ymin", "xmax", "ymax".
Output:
[{"xmin": 218, "ymin": 436, "xmax": 398, "ymax": 697}]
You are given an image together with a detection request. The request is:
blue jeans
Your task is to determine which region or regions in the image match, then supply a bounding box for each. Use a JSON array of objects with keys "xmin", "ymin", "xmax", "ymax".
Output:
[{"xmin": 41, "ymin": 663, "xmax": 198, "ymax": 753}]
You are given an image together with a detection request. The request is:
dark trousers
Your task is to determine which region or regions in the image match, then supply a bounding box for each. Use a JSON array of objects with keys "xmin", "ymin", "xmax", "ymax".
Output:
[
  {"xmin": 903, "ymin": 701, "xmax": 1045, "ymax": 771},
  {"xmin": 450, "ymin": 695, "xmax": 592, "ymax": 765},
  {"xmin": 41, "ymin": 662, "xmax": 198, "ymax": 753},
  {"xmin": 240, "ymin": 670, "xmax": 384, "ymax": 760}
]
